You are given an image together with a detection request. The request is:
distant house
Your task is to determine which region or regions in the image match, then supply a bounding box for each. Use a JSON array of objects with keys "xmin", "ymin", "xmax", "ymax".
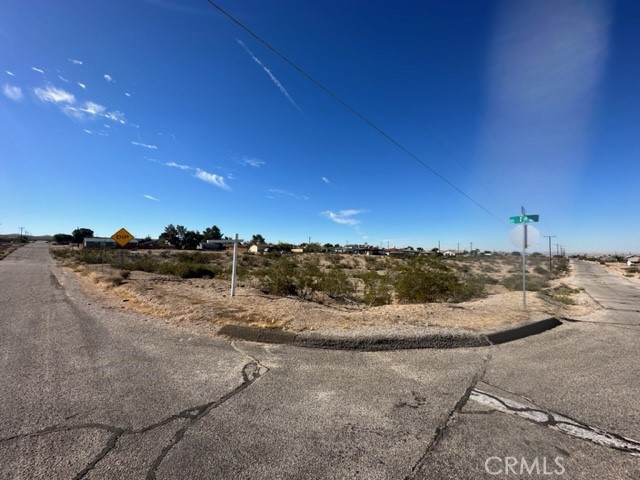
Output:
[
  {"xmin": 83, "ymin": 238, "xmax": 117, "ymax": 249},
  {"xmin": 627, "ymin": 256, "xmax": 640, "ymax": 266},
  {"xmin": 357, "ymin": 246, "xmax": 383, "ymax": 256},
  {"xmin": 249, "ymin": 244, "xmax": 270, "ymax": 254},
  {"xmin": 197, "ymin": 240, "xmax": 227, "ymax": 251},
  {"xmin": 442, "ymin": 250, "xmax": 457, "ymax": 257},
  {"xmin": 385, "ymin": 248, "xmax": 416, "ymax": 257}
]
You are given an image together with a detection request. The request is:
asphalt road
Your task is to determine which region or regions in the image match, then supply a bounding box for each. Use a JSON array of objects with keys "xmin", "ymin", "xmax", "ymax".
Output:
[{"xmin": 1, "ymin": 245, "xmax": 638, "ymax": 479}]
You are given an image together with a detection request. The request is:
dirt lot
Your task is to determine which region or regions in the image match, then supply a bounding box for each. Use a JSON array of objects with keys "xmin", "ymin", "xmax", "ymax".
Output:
[
  {"xmin": 0, "ymin": 242, "xmax": 21, "ymax": 260},
  {"xmin": 60, "ymin": 251, "xmax": 600, "ymax": 333},
  {"xmin": 604, "ymin": 261, "xmax": 640, "ymax": 286}
]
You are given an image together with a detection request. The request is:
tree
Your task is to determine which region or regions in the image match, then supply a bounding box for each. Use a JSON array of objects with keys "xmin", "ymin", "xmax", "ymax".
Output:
[
  {"xmin": 251, "ymin": 234, "xmax": 266, "ymax": 245},
  {"xmin": 71, "ymin": 228, "xmax": 94, "ymax": 245},
  {"xmin": 175, "ymin": 225, "xmax": 188, "ymax": 248},
  {"xmin": 159, "ymin": 224, "xmax": 179, "ymax": 248},
  {"xmin": 183, "ymin": 230, "xmax": 203, "ymax": 250},
  {"xmin": 202, "ymin": 225, "xmax": 223, "ymax": 241},
  {"xmin": 304, "ymin": 242, "xmax": 322, "ymax": 253},
  {"xmin": 53, "ymin": 233, "xmax": 73, "ymax": 245}
]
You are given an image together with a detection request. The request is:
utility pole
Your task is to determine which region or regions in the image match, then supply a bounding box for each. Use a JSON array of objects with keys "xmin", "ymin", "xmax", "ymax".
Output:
[
  {"xmin": 555, "ymin": 243, "xmax": 560, "ymax": 257},
  {"xmin": 544, "ymin": 235, "xmax": 556, "ymax": 273},
  {"xmin": 457, "ymin": 242, "xmax": 460, "ymax": 254},
  {"xmin": 470, "ymin": 242, "xmax": 473, "ymax": 255},
  {"xmin": 438, "ymin": 240, "xmax": 440, "ymax": 251},
  {"xmin": 19, "ymin": 227, "xmax": 25, "ymax": 240}
]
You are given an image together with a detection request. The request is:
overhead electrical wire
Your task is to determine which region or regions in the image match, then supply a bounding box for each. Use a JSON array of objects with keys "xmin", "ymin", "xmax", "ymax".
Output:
[{"xmin": 204, "ymin": 0, "xmax": 509, "ymax": 226}]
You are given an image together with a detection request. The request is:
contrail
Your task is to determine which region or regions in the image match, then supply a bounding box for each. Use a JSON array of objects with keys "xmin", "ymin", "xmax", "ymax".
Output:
[{"xmin": 236, "ymin": 39, "xmax": 301, "ymax": 113}]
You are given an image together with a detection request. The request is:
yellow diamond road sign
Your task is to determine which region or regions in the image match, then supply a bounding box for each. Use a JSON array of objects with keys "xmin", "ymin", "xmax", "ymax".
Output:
[{"xmin": 111, "ymin": 228, "xmax": 134, "ymax": 247}]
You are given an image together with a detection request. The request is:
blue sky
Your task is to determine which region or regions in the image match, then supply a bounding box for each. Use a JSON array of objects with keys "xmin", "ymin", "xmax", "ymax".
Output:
[{"xmin": 1, "ymin": 0, "xmax": 638, "ymax": 253}]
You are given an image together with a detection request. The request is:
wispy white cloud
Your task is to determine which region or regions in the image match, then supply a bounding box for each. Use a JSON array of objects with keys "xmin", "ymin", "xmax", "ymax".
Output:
[
  {"xmin": 321, "ymin": 176, "xmax": 330, "ymax": 184},
  {"xmin": 33, "ymin": 86, "xmax": 75, "ymax": 104},
  {"xmin": 131, "ymin": 141, "xmax": 157, "ymax": 150},
  {"xmin": 6, "ymin": 71, "xmax": 15, "ymax": 76},
  {"xmin": 143, "ymin": 194, "xmax": 160, "ymax": 202},
  {"xmin": 239, "ymin": 156, "xmax": 265, "ymax": 168},
  {"xmin": 68, "ymin": 58, "xmax": 83, "ymax": 65},
  {"xmin": 105, "ymin": 110, "xmax": 126, "ymax": 124},
  {"xmin": 195, "ymin": 169, "xmax": 230, "ymax": 190},
  {"xmin": 2, "ymin": 84, "xmax": 23, "ymax": 101},
  {"xmin": 103, "ymin": 74, "xmax": 113, "ymax": 82},
  {"xmin": 80, "ymin": 101, "xmax": 106, "ymax": 116},
  {"xmin": 77, "ymin": 82, "xmax": 86, "ymax": 89},
  {"xmin": 165, "ymin": 161, "xmax": 192, "ymax": 170},
  {"xmin": 31, "ymin": 66, "xmax": 44, "ymax": 74},
  {"xmin": 321, "ymin": 209, "xmax": 366, "ymax": 226},
  {"xmin": 58, "ymin": 75, "xmax": 69, "ymax": 83},
  {"xmin": 236, "ymin": 39, "xmax": 301, "ymax": 112},
  {"xmin": 124, "ymin": 92, "xmax": 131, "ymax": 97},
  {"xmin": 268, "ymin": 188, "xmax": 309, "ymax": 201}
]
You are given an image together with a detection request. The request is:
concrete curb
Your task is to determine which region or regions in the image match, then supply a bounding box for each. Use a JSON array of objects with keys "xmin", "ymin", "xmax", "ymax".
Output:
[{"xmin": 218, "ymin": 317, "xmax": 563, "ymax": 351}]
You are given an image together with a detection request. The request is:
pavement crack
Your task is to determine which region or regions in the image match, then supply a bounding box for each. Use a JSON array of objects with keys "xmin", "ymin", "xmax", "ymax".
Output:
[
  {"xmin": 145, "ymin": 360, "xmax": 268, "ymax": 480},
  {"xmin": 469, "ymin": 388, "xmax": 640, "ymax": 456},
  {"xmin": 231, "ymin": 341, "xmax": 272, "ymax": 375},
  {"xmin": 0, "ymin": 423, "xmax": 123, "ymax": 444},
  {"xmin": 405, "ymin": 355, "xmax": 491, "ymax": 479},
  {"xmin": 73, "ymin": 429, "xmax": 125, "ymax": 480}
]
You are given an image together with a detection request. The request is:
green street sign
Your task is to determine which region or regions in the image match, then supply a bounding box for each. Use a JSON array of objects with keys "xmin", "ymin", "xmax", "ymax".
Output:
[{"xmin": 509, "ymin": 214, "xmax": 539, "ymax": 224}]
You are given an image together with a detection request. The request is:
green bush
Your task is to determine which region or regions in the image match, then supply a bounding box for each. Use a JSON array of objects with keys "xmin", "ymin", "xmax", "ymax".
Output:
[
  {"xmin": 295, "ymin": 261, "xmax": 323, "ymax": 299},
  {"xmin": 394, "ymin": 266, "xmax": 461, "ymax": 303},
  {"xmin": 158, "ymin": 262, "xmax": 218, "ymax": 279},
  {"xmin": 175, "ymin": 251, "xmax": 211, "ymax": 264},
  {"xmin": 122, "ymin": 257, "xmax": 161, "ymax": 273},
  {"xmin": 502, "ymin": 274, "xmax": 546, "ymax": 292},
  {"xmin": 456, "ymin": 276, "xmax": 488, "ymax": 302},
  {"xmin": 360, "ymin": 271, "xmax": 392, "ymax": 306},
  {"xmin": 321, "ymin": 268, "xmax": 356, "ymax": 299},
  {"xmin": 533, "ymin": 265, "xmax": 548, "ymax": 275},
  {"xmin": 258, "ymin": 257, "xmax": 298, "ymax": 296}
]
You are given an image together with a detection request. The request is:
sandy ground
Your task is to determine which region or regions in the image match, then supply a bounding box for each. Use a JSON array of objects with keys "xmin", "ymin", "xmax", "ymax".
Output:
[
  {"xmin": 66, "ymin": 259, "xmax": 601, "ymax": 334},
  {"xmin": 604, "ymin": 262, "xmax": 640, "ymax": 287}
]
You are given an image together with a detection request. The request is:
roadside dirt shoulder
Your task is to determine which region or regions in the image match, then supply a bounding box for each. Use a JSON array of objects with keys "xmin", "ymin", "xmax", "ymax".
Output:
[{"xmin": 66, "ymin": 263, "xmax": 600, "ymax": 334}]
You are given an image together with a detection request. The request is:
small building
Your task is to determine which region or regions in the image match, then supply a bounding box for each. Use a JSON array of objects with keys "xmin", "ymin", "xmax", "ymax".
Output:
[
  {"xmin": 442, "ymin": 250, "xmax": 457, "ymax": 257},
  {"xmin": 385, "ymin": 248, "xmax": 416, "ymax": 257},
  {"xmin": 627, "ymin": 256, "xmax": 640, "ymax": 266},
  {"xmin": 83, "ymin": 238, "xmax": 117, "ymax": 249},
  {"xmin": 249, "ymin": 244, "xmax": 270, "ymax": 254},
  {"xmin": 198, "ymin": 240, "xmax": 228, "ymax": 251}
]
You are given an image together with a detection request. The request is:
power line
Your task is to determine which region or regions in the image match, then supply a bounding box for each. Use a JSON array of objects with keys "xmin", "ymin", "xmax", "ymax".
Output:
[{"xmin": 204, "ymin": 0, "xmax": 508, "ymax": 226}]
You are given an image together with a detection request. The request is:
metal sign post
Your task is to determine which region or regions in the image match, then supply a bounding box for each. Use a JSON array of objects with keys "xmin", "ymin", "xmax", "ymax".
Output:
[
  {"xmin": 230, "ymin": 233, "xmax": 239, "ymax": 297},
  {"xmin": 522, "ymin": 208, "xmax": 527, "ymax": 309},
  {"xmin": 509, "ymin": 209, "xmax": 540, "ymax": 309},
  {"xmin": 111, "ymin": 227, "xmax": 134, "ymax": 269}
]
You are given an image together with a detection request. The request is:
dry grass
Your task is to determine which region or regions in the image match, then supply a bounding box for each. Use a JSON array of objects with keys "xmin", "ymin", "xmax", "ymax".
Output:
[{"xmin": 66, "ymin": 254, "xmax": 599, "ymax": 333}]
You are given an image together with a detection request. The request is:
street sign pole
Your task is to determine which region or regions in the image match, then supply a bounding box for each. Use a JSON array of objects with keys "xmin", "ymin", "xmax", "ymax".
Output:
[
  {"xmin": 522, "ymin": 207, "xmax": 527, "ymax": 309},
  {"xmin": 111, "ymin": 228, "xmax": 134, "ymax": 269},
  {"xmin": 231, "ymin": 233, "xmax": 239, "ymax": 297},
  {"xmin": 509, "ymin": 209, "xmax": 540, "ymax": 309}
]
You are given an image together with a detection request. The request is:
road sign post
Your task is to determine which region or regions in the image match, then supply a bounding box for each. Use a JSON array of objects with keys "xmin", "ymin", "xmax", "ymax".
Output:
[
  {"xmin": 111, "ymin": 228, "xmax": 134, "ymax": 268},
  {"xmin": 231, "ymin": 233, "xmax": 239, "ymax": 297},
  {"xmin": 510, "ymin": 209, "xmax": 540, "ymax": 309}
]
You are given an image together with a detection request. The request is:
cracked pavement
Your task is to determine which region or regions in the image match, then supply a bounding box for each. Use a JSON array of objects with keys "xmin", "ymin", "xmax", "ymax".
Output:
[{"xmin": 1, "ymin": 244, "xmax": 639, "ymax": 478}]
